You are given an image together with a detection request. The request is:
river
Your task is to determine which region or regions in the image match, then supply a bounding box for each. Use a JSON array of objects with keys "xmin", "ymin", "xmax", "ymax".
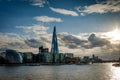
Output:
[{"xmin": 0, "ymin": 63, "xmax": 120, "ymax": 80}]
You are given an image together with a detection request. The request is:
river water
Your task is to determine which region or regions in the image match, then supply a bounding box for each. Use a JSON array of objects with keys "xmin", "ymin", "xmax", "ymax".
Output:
[{"xmin": 0, "ymin": 63, "xmax": 120, "ymax": 80}]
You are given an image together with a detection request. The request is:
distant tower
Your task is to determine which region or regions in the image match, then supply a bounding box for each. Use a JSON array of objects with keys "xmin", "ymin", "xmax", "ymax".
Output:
[{"xmin": 51, "ymin": 26, "xmax": 59, "ymax": 53}]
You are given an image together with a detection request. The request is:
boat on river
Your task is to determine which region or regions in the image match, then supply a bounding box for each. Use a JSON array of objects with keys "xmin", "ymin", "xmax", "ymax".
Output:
[
  {"xmin": 112, "ymin": 63, "xmax": 120, "ymax": 67},
  {"xmin": 112, "ymin": 58, "xmax": 120, "ymax": 67}
]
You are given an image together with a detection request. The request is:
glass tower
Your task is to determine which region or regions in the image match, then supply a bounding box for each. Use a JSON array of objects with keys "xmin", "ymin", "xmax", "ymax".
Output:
[{"xmin": 51, "ymin": 26, "xmax": 59, "ymax": 54}]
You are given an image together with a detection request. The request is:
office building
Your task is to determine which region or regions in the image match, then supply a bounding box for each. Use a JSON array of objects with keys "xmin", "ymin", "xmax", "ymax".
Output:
[
  {"xmin": 20, "ymin": 52, "xmax": 33, "ymax": 63},
  {"xmin": 51, "ymin": 26, "xmax": 59, "ymax": 53},
  {"xmin": 5, "ymin": 49, "xmax": 23, "ymax": 63},
  {"xmin": 41, "ymin": 52, "xmax": 53, "ymax": 63},
  {"xmin": 39, "ymin": 46, "xmax": 49, "ymax": 53},
  {"xmin": 65, "ymin": 53, "xmax": 74, "ymax": 58},
  {"xmin": 59, "ymin": 53, "xmax": 65, "ymax": 63}
]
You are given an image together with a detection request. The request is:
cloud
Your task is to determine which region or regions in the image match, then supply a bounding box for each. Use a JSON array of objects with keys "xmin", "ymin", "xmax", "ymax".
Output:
[
  {"xmin": 0, "ymin": 33, "xmax": 32, "ymax": 51},
  {"xmin": 27, "ymin": 0, "xmax": 48, "ymax": 7},
  {"xmin": 59, "ymin": 33, "xmax": 105, "ymax": 49},
  {"xmin": 25, "ymin": 39, "xmax": 44, "ymax": 48},
  {"xmin": 0, "ymin": 0, "xmax": 48, "ymax": 7},
  {"xmin": 24, "ymin": 37, "xmax": 52, "ymax": 48},
  {"xmin": 0, "ymin": 33, "xmax": 25, "ymax": 43},
  {"xmin": 16, "ymin": 25, "xmax": 49, "ymax": 35},
  {"xmin": 58, "ymin": 33, "xmax": 120, "ymax": 60},
  {"xmin": 50, "ymin": 7, "xmax": 79, "ymax": 16},
  {"xmin": 88, "ymin": 33, "xmax": 110, "ymax": 47},
  {"xmin": 34, "ymin": 16, "xmax": 62, "ymax": 22},
  {"xmin": 58, "ymin": 34, "xmax": 88, "ymax": 49},
  {"xmin": 0, "ymin": 31, "xmax": 120, "ymax": 60},
  {"xmin": 76, "ymin": 0, "xmax": 120, "ymax": 15},
  {"xmin": 0, "ymin": 33, "xmax": 51, "ymax": 53}
]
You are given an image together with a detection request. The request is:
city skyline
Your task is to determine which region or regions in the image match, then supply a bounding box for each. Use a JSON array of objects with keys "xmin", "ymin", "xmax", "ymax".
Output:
[{"xmin": 0, "ymin": 0, "xmax": 120, "ymax": 60}]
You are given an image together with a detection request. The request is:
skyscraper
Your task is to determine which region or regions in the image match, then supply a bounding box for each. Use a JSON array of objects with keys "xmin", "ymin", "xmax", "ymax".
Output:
[{"xmin": 51, "ymin": 26, "xmax": 59, "ymax": 54}]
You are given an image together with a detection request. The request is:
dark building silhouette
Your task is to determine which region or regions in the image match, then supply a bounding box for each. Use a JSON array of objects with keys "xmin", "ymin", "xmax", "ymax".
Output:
[
  {"xmin": 39, "ymin": 46, "xmax": 49, "ymax": 53},
  {"xmin": 0, "ymin": 56, "xmax": 6, "ymax": 64}
]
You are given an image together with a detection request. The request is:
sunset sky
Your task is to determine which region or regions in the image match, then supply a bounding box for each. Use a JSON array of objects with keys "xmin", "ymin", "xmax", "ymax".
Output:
[{"xmin": 0, "ymin": 0, "xmax": 120, "ymax": 60}]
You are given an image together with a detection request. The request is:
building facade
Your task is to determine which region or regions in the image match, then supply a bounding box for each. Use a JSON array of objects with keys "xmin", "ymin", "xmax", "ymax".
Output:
[
  {"xmin": 51, "ymin": 26, "xmax": 59, "ymax": 54},
  {"xmin": 5, "ymin": 49, "xmax": 23, "ymax": 63}
]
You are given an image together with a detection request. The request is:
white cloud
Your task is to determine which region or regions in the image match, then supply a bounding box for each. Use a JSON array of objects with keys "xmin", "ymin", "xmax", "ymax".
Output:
[
  {"xmin": 34, "ymin": 16, "xmax": 62, "ymax": 22},
  {"xmin": 76, "ymin": 0, "xmax": 120, "ymax": 15},
  {"xmin": 0, "ymin": 32, "xmax": 50, "ymax": 53},
  {"xmin": 0, "ymin": 0, "xmax": 48, "ymax": 7},
  {"xmin": 16, "ymin": 25, "xmax": 49, "ymax": 35},
  {"xmin": 0, "ymin": 33, "xmax": 31, "ymax": 51},
  {"xmin": 0, "ymin": 33, "xmax": 24, "ymax": 43},
  {"xmin": 50, "ymin": 7, "xmax": 79, "ymax": 16},
  {"xmin": 28, "ymin": 0, "xmax": 48, "ymax": 7}
]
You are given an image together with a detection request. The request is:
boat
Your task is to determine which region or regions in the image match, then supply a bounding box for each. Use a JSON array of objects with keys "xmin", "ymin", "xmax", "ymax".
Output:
[
  {"xmin": 112, "ymin": 58, "xmax": 120, "ymax": 67},
  {"xmin": 112, "ymin": 63, "xmax": 120, "ymax": 67}
]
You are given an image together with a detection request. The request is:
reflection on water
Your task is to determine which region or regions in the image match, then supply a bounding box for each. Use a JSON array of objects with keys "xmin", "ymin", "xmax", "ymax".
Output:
[
  {"xmin": 0, "ymin": 63, "xmax": 120, "ymax": 80},
  {"xmin": 110, "ymin": 65, "xmax": 120, "ymax": 80}
]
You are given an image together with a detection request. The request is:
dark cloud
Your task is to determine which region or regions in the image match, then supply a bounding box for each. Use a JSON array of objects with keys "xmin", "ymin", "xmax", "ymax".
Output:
[
  {"xmin": 58, "ymin": 33, "xmax": 111, "ymax": 49},
  {"xmin": 58, "ymin": 34, "xmax": 86, "ymax": 49},
  {"xmin": 58, "ymin": 34, "xmax": 74, "ymax": 48},
  {"xmin": 88, "ymin": 33, "xmax": 110, "ymax": 47},
  {"xmin": 24, "ymin": 39, "xmax": 43, "ymax": 48}
]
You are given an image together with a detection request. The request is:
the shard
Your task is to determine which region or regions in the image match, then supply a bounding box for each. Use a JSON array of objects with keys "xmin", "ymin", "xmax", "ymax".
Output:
[{"xmin": 51, "ymin": 26, "xmax": 59, "ymax": 54}]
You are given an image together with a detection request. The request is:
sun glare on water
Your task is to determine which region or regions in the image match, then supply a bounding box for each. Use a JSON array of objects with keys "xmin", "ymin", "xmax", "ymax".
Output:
[{"xmin": 106, "ymin": 27, "xmax": 120, "ymax": 40}]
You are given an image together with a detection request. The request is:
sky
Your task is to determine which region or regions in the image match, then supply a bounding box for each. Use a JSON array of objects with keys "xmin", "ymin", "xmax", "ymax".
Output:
[{"xmin": 0, "ymin": 0, "xmax": 120, "ymax": 60}]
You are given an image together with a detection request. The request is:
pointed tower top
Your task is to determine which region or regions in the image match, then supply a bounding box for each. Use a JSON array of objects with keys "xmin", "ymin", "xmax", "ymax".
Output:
[{"xmin": 54, "ymin": 26, "xmax": 56, "ymax": 30}]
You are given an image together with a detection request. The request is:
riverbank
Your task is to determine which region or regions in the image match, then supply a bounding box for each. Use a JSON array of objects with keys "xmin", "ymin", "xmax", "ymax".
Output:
[
  {"xmin": 0, "ymin": 63, "xmax": 67, "ymax": 66},
  {"xmin": 0, "ymin": 61, "xmax": 120, "ymax": 66}
]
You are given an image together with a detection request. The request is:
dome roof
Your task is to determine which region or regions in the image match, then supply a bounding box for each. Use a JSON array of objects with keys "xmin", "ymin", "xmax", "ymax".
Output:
[{"xmin": 5, "ymin": 49, "xmax": 23, "ymax": 63}]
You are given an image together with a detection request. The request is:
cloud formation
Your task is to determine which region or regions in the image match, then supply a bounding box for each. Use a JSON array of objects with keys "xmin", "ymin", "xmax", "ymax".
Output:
[
  {"xmin": 16, "ymin": 25, "xmax": 49, "ymax": 35},
  {"xmin": 0, "ymin": 33, "xmax": 31, "ymax": 51},
  {"xmin": 76, "ymin": 0, "xmax": 120, "ymax": 15},
  {"xmin": 58, "ymin": 33, "xmax": 120, "ymax": 60},
  {"xmin": 0, "ymin": 0, "xmax": 48, "ymax": 7},
  {"xmin": 50, "ymin": 7, "xmax": 79, "ymax": 16},
  {"xmin": 34, "ymin": 16, "xmax": 62, "ymax": 22},
  {"xmin": 25, "ymin": 39, "xmax": 44, "ymax": 48},
  {"xmin": 0, "ymin": 31, "xmax": 120, "ymax": 60},
  {"xmin": 28, "ymin": 0, "xmax": 48, "ymax": 7},
  {"xmin": 88, "ymin": 34, "xmax": 110, "ymax": 47},
  {"xmin": 0, "ymin": 33, "xmax": 51, "ymax": 53}
]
